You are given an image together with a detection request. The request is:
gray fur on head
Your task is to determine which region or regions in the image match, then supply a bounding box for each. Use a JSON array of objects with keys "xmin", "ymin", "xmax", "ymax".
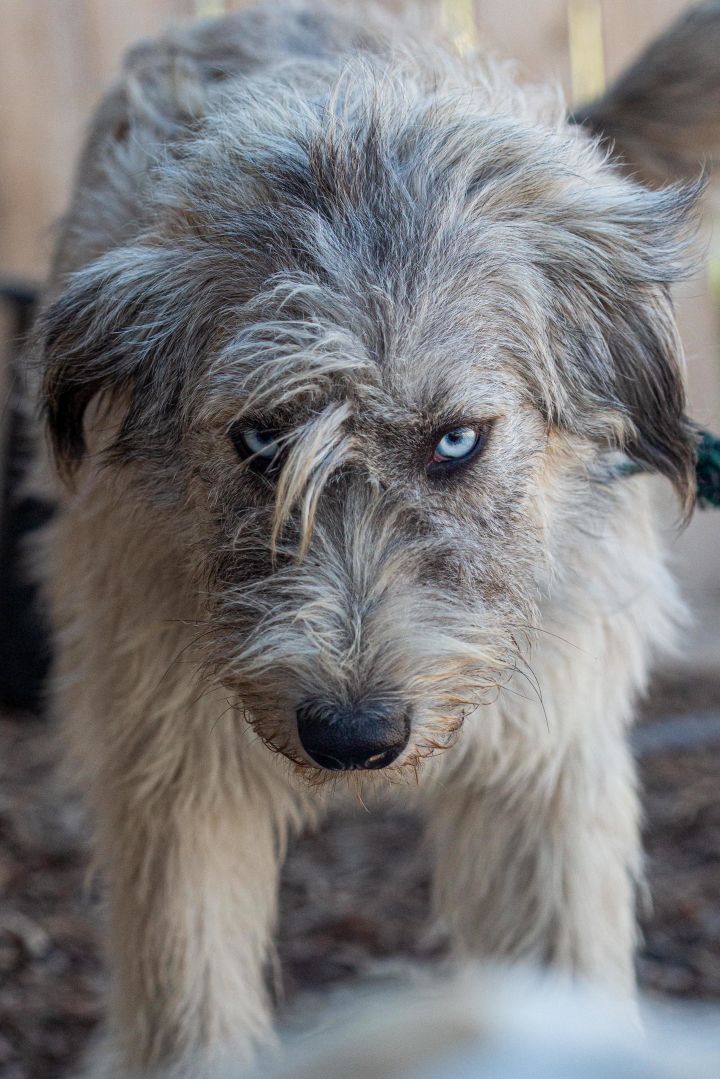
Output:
[{"xmin": 39, "ymin": 40, "xmax": 698, "ymax": 504}]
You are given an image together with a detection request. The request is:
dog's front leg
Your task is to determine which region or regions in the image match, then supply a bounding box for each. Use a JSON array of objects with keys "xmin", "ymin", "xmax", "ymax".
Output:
[
  {"xmin": 90, "ymin": 744, "xmax": 299, "ymax": 1077},
  {"xmin": 424, "ymin": 730, "xmax": 640, "ymax": 993}
]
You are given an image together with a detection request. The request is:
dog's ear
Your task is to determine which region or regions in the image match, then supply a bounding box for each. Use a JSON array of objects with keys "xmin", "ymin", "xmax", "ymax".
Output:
[
  {"xmin": 38, "ymin": 245, "xmax": 200, "ymax": 475},
  {"xmin": 541, "ymin": 180, "xmax": 699, "ymax": 513},
  {"xmin": 602, "ymin": 283, "xmax": 695, "ymax": 508},
  {"xmin": 565, "ymin": 277, "xmax": 697, "ymax": 513}
]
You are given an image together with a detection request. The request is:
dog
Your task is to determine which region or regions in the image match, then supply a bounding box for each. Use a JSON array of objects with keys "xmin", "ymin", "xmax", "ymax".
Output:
[{"xmin": 29, "ymin": 1, "xmax": 720, "ymax": 1075}]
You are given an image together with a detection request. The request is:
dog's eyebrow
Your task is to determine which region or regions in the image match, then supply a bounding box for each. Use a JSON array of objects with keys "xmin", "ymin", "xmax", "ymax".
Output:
[
  {"xmin": 383, "ymin": 368, "xmax": 517, "ymax": 427},
  {"xmin": 207, "ymin": 314, "xmax": 375, "ymax": 419},
  {"xmin": 227, "ymin": 405, "xmax": 312, "ymax": 431}
]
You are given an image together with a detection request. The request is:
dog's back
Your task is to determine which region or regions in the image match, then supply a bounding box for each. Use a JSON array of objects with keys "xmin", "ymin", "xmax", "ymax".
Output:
[{"xmin": 574, "ymin": 0, "xmax": 720, "ymax": 184}]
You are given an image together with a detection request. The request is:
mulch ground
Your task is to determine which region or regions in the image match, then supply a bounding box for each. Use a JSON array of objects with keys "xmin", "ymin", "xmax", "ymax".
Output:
[{"xmin": 0, "ymin": 673, "xmax": 719, "ymax": 1078}]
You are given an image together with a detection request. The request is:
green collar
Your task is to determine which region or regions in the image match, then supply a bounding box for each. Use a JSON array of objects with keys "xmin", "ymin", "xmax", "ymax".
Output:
[{"xmin": 695, "ymin": 430, "xmax": 720, "ymax": 509}]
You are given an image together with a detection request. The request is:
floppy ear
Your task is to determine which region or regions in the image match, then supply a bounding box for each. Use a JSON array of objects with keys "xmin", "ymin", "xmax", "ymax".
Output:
[
  {"xmin": 562, "ymin": 276, "xmax": 696, "ymax": 512},
  {"xmin": 541, "ymin": 181, "xmax": 699, "ymax": 513},
  {"xmin": 598, "ymin": 279, "xmax": 695, "ymax": 503},
  {"xmin": 38, "ymin": 244, "xmax": 212, "ymax": 476}
]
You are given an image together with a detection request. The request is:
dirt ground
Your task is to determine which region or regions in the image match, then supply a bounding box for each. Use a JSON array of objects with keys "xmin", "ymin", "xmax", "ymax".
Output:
[{"xmin": 0, "ymin": 674, "xmax": 719, "ymax": 1078}]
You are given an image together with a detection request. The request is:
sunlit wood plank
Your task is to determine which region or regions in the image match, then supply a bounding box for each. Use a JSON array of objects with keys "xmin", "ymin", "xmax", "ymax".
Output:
[
  {"xmin": 441, "ymin": 0, "xmax": 480, "ymax": 54},
  {"xmin": 473, "ymin": 0, "xmax": 571, "ymax": 93},
  {"xmin": 567, "ymin": 0, "xmax": 605, "ymax": 104},
  {"xmin": 194, "ymin": 0, "xmax": 227, "ymax": 16}
]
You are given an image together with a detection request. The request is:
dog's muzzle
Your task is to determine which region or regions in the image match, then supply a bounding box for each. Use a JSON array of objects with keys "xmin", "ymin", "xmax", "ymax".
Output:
[{"xmin": 296, "ymin": 699, "xmax": 411, "ymax": 771}]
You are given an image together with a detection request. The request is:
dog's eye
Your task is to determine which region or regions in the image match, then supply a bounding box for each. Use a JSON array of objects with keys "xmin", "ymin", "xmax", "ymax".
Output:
[
  {"xmin": 230, "ymin": 427, "xmax": 283, "ymax": 472},
  {"xmin": 429, "ymin": 425, "xmax": 484, "ymax": 473},
  {"xmin": 433, "ymin": 427, "xmax": 478, "ymax": 460}
]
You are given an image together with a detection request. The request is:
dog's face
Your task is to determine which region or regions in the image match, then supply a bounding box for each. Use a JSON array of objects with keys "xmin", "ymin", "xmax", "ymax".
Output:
[{"xmin": 40, "ymin": 63, "xmax": 696, "ymax": 779}]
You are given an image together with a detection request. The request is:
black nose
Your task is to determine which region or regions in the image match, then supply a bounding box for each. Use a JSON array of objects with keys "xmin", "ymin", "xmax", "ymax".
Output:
[{"xmin": 296, "ymin": 699, "xmax": 410, "ymax": 771}]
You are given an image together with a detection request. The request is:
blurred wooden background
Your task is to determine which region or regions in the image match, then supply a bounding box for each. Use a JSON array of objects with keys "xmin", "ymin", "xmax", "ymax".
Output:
[
  {"xmin": 0, "ymin": 0, "xmax": 718, "ymax": 664},
  {"xmin": 1, "ymin": 0, "xmax": 709, "ymax": 277}
]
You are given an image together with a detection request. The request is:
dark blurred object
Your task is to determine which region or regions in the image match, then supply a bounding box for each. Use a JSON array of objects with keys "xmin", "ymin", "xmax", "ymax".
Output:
[
  {"xmin": 572, "ymin": 1, "xmax": 720, "ymax": 186},
  {"xmin": 0, "ymin": 284, "xmax": 53, "ymax": 715},
  {"xmin": 696, "ymin": 429, "xmax": 720, "ymax": 509}
]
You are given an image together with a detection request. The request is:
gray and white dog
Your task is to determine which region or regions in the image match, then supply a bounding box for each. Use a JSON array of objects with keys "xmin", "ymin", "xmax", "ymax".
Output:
[{"xmin": 31, "ymin": 2, "xmax": 720, "ymax": 1075}]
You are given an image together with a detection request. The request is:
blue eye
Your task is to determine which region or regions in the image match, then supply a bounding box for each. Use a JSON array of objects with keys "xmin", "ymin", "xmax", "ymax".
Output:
[
  {"xmin": 431, "ymin": 425, "xmax": 481, "ymax": 464},
  {"xmin": 230, "ymin": 426, "xmax": 284, "ymax": 471},
  {"xmin": 241, "ymin": 430, "xmax": 281, "ymax": 458}
]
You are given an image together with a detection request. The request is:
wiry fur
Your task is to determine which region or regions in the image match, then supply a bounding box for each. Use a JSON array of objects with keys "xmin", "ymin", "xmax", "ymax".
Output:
[{"xmin": 30, "ymin": 2, "xmax": 709, "ymax": 1075}]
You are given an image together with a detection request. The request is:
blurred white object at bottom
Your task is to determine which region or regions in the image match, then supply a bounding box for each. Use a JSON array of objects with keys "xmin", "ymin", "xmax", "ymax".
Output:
[{"xmin": 243, "ymin": 965, "xmax": 720, "ymax": 1079}]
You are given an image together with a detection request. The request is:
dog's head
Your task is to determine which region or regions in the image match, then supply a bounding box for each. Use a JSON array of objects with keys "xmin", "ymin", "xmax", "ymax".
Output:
[{"xmin": 39, "ymin": 57, "xmax": 697, "ymax": 779}]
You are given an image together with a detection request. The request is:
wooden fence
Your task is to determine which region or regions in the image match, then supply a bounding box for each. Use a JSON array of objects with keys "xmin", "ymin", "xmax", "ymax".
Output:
[{"xmin": 0, "ymin": 0, "xmax": 700, "ymax": 278}]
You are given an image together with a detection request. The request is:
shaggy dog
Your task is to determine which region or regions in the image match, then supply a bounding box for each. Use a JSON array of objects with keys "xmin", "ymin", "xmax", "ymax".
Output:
[{"xmin": 30, "ymin": 2, "xmax": 720, "ymax": 1075}]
